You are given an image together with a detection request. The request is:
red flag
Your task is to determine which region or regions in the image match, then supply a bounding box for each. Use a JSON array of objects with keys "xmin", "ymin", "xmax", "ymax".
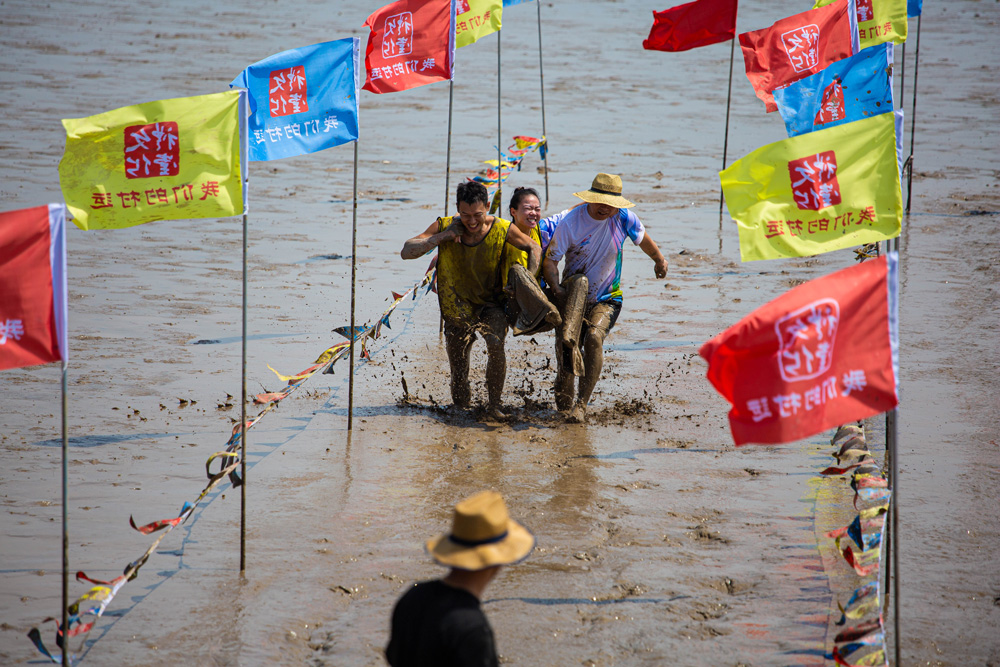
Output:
[
  {"xmin": 0, "ymin": 204, "xmax": 68, "ymax": 371},
  {"xmin": 362, "ymin": 0, "xmax": 456, "ymax": 94},
  {"xmin": 642, "ymin": 0, "xmax": 738, "ymax": 53},
  {"xmin": 739, "ymin": 0, "xmax": 858, "ymax": 112},
  {"xmin": 699, "ymin": 254, "xmax": 898, "ymax": 446}
]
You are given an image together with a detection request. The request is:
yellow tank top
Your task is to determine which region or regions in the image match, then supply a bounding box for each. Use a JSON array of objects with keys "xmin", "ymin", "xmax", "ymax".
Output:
[
  {"xmin": 436, "ymin": 215, "xmax": 511, "ymax": 325},
  {"xmin": 500, "ymin": 224, "xmax": 541, "ymax": 287}
]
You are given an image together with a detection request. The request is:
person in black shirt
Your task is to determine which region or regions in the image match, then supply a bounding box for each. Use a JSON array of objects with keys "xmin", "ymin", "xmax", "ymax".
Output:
[{"xmin": 385, "ymin": 491, "xmax": 535, "ymax": 667}]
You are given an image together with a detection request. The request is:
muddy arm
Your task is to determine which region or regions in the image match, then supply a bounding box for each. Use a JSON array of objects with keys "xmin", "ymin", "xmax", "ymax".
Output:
[
  {"xmin": 506, "ymin": 223, "xmax": 542, "ymax": 274},
  {"xmin": 638, "ymin": 232, "xmax": 668, "ymax": 279},
  {"xmin": 542, "ymin": 257, "xmax": 562, "ymax": 299},
  {"xmin": 401, "ymin": 220, "xmax": 461, "ymax": 260}
]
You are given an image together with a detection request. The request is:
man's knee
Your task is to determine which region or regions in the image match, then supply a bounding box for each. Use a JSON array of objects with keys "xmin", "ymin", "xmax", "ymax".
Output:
[
  {"xmin": 480, "ymin": 309, "xmax": 507, "ymax": 348},
  {"xmin": 584, "ymin": 327, "xmax": 605, "ymax": 351}
]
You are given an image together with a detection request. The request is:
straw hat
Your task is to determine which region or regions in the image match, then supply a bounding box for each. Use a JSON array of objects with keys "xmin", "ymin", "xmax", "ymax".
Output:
[
  {"xmin": 573, "ymin": 173, "xmax": 635, "ymax": 209},
  {"xmin": 426, "ymin": 491, "xmax": 535, "ymax": 571}
]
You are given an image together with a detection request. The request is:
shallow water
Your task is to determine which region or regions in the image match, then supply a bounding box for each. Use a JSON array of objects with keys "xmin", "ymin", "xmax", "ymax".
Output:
[{"xmin": 2, "ymin": 0, "xmax": 999, "ymax": 665}]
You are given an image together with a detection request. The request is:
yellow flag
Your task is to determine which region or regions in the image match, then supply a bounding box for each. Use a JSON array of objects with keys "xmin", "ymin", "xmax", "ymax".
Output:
[
  {"xmin": 720, "ymin": 112, "xmax": 901, "ymax": 262},
  {"xmin": 815, "ymin": 0, "xmax": 907, "ymax": 47},
  {"xmin": 60, "ymin": 91, "xmax": 244, "ymax": 230},
  {"xmin": 456, "ymin": 0, "xmax": 502, "ymax": 48}
]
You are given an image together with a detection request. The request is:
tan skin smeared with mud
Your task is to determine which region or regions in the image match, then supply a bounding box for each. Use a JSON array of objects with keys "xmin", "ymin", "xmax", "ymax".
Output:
[
  {"xmin": 542, "ymin": 203, "xmax": 669, "ymax": 423},
  {"xmin": 401, "ymin": 200, "xmax": 541, "ymax": 419}
]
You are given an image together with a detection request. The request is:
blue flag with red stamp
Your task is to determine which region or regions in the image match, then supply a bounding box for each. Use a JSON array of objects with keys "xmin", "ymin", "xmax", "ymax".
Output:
[
  {"xmin": 772, "ymin": 43, "xmax": 893, "ymax": 138},
  {"xmin": 231, "ymin": 38, "xmax": 360, "ymax": 162}
]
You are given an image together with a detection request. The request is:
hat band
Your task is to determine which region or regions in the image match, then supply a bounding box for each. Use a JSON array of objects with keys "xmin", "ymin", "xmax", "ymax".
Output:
[
  {"xmin": 448, "ymin": 530, "xmax": 509, "ymax": 547},
  {"xmin": 589, "ymin": 186, "xmax": 623, "ymax": 197}
]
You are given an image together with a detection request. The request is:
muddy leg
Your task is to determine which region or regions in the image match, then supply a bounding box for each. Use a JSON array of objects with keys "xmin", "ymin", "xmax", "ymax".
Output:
[
  {"xmin": 577, "ymin": 326, "xmax": 606, "ymax": 407},
  {"xmin": 444, "ymin": 325, "xmax": 474, "ymax": 408},
  {"xmin": 569, "ymin": 303, "xmax": 618, "ymax": 422},
  {"xmin": 553, "ymin": 334, "xmax": 575, "ymax": 411},
  {"xmin": 508, "ymin": 264, "xmax": 561, "ymax": 335},
  {"xmin": 480, "ymin": 306, "xmax": 508, "ymax": 416},
  {"xmin": 560, "ymin": 274, "xmax": 588, "ymax": 350}
]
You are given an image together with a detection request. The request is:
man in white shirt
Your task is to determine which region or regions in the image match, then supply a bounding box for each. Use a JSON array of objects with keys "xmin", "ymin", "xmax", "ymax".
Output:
[{"xmin": 542, "ymin": 173, "xmax": 669, "ymax": 423}]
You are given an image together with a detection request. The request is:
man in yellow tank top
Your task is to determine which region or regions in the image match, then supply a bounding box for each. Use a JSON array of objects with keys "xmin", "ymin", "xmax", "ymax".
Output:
[{"xmin": 401, "ymin": 182, "xmax": 550, "ymax": 420}]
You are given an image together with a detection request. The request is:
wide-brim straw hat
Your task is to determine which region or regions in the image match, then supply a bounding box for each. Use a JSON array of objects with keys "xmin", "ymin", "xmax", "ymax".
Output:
[
  {"xmin": 573, "ymin": 172, "xmax": 634, "ymax": 208},
  {"xmin": 426, "ymin": 491, "xmax": 535, "ymax": 571}
]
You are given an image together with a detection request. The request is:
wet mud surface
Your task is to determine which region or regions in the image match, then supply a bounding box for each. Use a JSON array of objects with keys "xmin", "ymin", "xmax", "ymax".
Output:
[{"xmin": 2, "ymin": 1, "xmax": 999, "ymax": 665}]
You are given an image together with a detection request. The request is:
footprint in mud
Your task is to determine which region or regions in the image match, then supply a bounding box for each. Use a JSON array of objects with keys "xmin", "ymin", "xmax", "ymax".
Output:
[{"xmin": 686, "ymin": 524, "xmax": 731, "ymax": 545}]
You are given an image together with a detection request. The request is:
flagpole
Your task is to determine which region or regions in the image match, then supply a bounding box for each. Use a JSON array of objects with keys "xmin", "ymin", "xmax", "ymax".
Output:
[
  {"xmin": 442, "ymin": 78, "xmax": 454, "ymax": 336},
  {"xmin": 890, "ymin": 405, "xmax": 900, "ymax": 667},
  {"xmin": 238, "ymin": 88, "xmax": 249, "ymax": 575},
  {"xmin": 899, "ymin": 43, "xmax": 906, "ymax": 120},
  {"xmin": 445, "ymin": 79, "xmax": 454, "ymax": 217},
  {"xmin": 536, "ymin": 0, "xmax": 549, "ymax": 206},
  {"xmin": 60, "ymin": 359, "xmax": 68, "ymax": 667},
  {"xmin": 906, "ymin": 15, "xmax": 922, "ymax": 213},
  {"xmin": 348, "ymin": 139, "xmax": 359, "ymax": 431},
  {"xmin": 719, "ymin": 35, "xmax": 736, "ymax": 226},
  {"xmin": 497, "ymin": 28, "xmax": 502, "ymax": 210},
  {"xmin": 239, "ymin": 208, "xmax": 247, "ymax": 574}
]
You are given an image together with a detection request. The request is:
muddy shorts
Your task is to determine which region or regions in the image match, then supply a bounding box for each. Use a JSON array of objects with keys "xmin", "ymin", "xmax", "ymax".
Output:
[{"xmin": 581, "ymin": 300, "xmax": 621, "ymax": 344}]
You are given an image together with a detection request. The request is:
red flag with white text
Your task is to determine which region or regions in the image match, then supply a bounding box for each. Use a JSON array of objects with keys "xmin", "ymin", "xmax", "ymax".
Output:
[
  {"xmin": 699, "ymin": 253, "xmax": 898, "ymax": 446},
  {"xmin": 642, "ymin": 0, "xmax": 738, "ymax": 53},
  {"xmin": 739, "ymin": 0, "xmax": 859, "ymax": 112},
  {"xmin": 0, "ymin": 204, "xmax": 68, "ymax": 371},
  {"xmin": 363, "ymin": 0, "xmax": 456, "ymax": 94}
]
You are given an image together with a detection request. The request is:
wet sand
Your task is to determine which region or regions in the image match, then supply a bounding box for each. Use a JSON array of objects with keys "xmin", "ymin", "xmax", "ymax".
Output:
[{"xmin": 1, "ymin": 0, "xmax": 998, "ymax": 665}]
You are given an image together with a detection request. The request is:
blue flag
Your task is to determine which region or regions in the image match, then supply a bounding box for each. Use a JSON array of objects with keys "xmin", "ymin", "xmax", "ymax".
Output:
[
  {"xmin": 502, "ymin": 0, "xmax": 533, "ymax": 5},
  {"xmin": 773, "ymin": 43, "xmax": 893, "ymax": 138},
  {"xmin": 231, "ymin": 38, "xmax": 359, "ymax": 162},
  {"xmin": 907, "ymin": 0, "xmax": 922, "ymax": 17}
]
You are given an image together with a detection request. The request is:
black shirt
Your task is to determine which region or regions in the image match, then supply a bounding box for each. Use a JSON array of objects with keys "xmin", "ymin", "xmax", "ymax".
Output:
[{"xmin": 385, "ymin": 580, "xmax": 499, "ymax": 667}]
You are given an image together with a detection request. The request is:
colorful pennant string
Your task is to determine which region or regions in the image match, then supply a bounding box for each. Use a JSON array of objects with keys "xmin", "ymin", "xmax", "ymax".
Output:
[
  {"xmin": 28, "ymin": 265, "xmax": 436, "ymax": 663},
  {"xmin": 822, "ymin": 424, "xmax": 891, "ymax": 667},
  {"xmin": 471, "ymin": 135, "xmax": 547, "ymax": 187}
]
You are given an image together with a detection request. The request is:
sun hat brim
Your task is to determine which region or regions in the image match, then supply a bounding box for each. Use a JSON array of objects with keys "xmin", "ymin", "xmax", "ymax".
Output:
[
  {"xmin": 426, "ymin": 519, "xmax": 535, "ymax": 571},
  {"xmin": 572, "ymin": 189, "xmax": 634, "ymax": 209}
]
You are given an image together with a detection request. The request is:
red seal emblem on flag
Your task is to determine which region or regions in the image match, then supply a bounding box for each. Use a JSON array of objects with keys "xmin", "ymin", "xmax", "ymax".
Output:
[
  {"xmin": 382, "ymin": 12, "xmax": 414, "ymax": 58},
  {"xmin": 269, "ymin": 65, "xmax": 309, "ymax": 117},
  {"xmin": 789, "ymin": 151, "xmax": 842, "ymax": 211},
  {"xmin": 814, "ymin": 79, "xmax": 846, "ymax": 126},
  {"xmin": 856, "ymin": 0, "xmax": 874, "ymax": 23},
  {"xmin": 780, "ymin": 24, "xmax": 821, "ymax": 73},
  {"xmin": 776, "ymin": 299, "xmax": 840, "ymax": 382},
  {"xmin": 124, "ymin": 122, "xmax": 179, "ymax": 179}
]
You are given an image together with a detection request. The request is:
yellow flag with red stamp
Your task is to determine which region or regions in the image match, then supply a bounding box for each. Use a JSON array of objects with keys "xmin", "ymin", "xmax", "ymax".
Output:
[
  {"xmin": 720, "ymin": 111, "xmax": 901, "ymax": 262},
  {"xmin": 814, "ymin": 0, "xmax": 907, "ymax": 48},
  {"xmin": 59, "ymin": 90, "xmax": 244, "ymax": 230},
  {"xmin": 455, "ymin": 0, "xmax": 502, "ymax": 48}
]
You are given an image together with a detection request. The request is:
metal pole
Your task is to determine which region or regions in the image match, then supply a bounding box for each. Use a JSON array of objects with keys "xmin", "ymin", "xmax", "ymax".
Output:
[
  {"xmin": 239, "ymin": 210, "xmax": 247, "ymax": 574},
  {"xmin": 497, "ymin": 28, "xmax": 502, "ymax": 209},
  {"xmin": 445, "ymin": 79, "xmax": 454, "ymax": 217},
  {"xmin": 442, "ymin": 79, "xmax": 454, "ymax": 335},
  {"xmin": 899, "ymin": 43, "xmax": 905, "ymax": 115},
  {"xmin": 906, "ymin": 15, "xmax": 922, "ymax": 213},
  {"xmin": 890, "ymin": 407, "xmax": 900, "ymax": 666},
  {"xmin": 536, "ymin": 0, "xmax": 549, "ymax": 206},
  {"xmin": 60, "ymin": 360, "xmax": 68, "ymax": 666},
  {"xmin": 348, "ymin": 139, "xmax": 359, "ymax": 431},
  {"xmin": 719, "ymin": 35, "xmax": 736, "ymax": 222}
]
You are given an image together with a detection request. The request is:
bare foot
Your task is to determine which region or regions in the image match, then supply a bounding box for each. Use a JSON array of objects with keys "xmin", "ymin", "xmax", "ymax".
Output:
[
  {"xmin": 565, "ymin": 403, "xmax": 587, "ymax": 424},
  {"xmin": 486, "ymin": 406, "xmax": 509, "ymax": 422}
]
